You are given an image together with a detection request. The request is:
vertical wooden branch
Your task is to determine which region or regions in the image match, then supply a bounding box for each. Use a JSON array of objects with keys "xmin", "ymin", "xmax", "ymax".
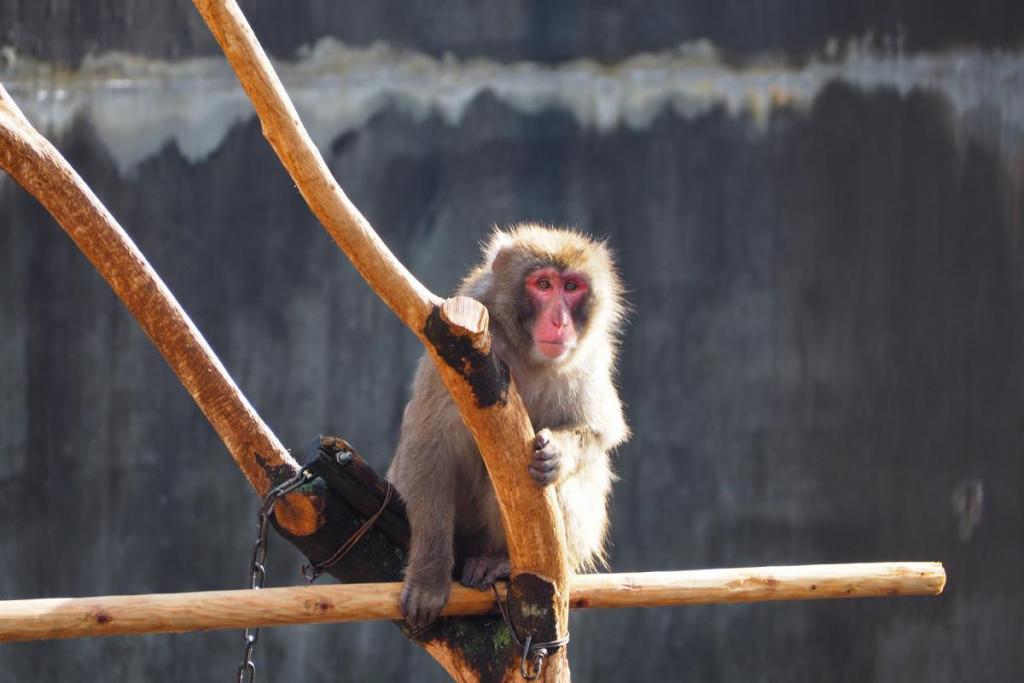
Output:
[{"xmin": 191, "ymin": 1, "xmax": 571, "ymax": 680}]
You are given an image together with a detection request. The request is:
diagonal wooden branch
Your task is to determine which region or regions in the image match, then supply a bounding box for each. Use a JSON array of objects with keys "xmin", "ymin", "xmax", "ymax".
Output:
[
  {"xmin": 191, "ymin": 1, "xmax": 571, "ymax": 681},
  {"xmin": 0, "ymin": 81, "xmax": 483, "ymax": 680},
  {"xmin": 0, "ymin": 84, "xmax": 411, "ymax": 585},
  {"xmin": 0, "ymin": 84, "xmax": 293, "ymax": 501}
]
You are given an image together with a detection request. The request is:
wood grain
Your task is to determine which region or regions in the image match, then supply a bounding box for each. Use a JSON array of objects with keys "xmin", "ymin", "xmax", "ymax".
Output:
[{"xmin": 0, "ymin": 563, "xmax": 945, "ymax": 642}]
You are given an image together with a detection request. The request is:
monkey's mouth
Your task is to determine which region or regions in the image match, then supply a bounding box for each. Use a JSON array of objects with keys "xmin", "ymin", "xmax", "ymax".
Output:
[{"xmin": 536, "ymin": 340, "xmax": 572, "ymax": 359}]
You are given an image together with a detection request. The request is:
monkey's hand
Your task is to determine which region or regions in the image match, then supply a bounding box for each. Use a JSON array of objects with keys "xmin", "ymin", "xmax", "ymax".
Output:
[
  {"xmin": 530, "ymin": 428, "xmax": 563, "ymax": 486},
  {"xmin": 400, "ymin": 573, "xmax": 451, "ymax": 629}
]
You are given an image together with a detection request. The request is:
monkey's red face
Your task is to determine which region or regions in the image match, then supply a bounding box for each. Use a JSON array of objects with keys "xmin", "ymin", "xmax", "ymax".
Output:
[{"xmin": 524, "ymin": 267, "xmax": 589, "ymax": 361}]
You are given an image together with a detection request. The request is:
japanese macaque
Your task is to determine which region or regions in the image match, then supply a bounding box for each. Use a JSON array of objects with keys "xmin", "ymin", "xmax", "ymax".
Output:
[{"xmin": 387, "ymin": 224, "xmax": 629, "ymax": 628}]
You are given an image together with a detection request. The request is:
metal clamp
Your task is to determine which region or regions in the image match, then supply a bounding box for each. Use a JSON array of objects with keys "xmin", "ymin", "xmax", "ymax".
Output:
[{"xmin": 492, "ymin": 584, "xmax": 570, "ymax": 680}]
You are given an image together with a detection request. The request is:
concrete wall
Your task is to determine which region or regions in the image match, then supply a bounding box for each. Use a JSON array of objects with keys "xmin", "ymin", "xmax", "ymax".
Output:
[
  {"xmin": 1, "ymin": 2, "xmax": 1022, "ymax": 681},
  {"xmin": 2, "ymin": 0, "xmax": 1023, "ymax": 63}
]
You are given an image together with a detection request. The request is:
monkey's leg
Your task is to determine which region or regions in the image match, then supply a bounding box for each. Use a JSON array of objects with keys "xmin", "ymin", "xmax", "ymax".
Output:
[{"xmin": 459, "ymin": 493, "xmax": 511, "ymax": 590}]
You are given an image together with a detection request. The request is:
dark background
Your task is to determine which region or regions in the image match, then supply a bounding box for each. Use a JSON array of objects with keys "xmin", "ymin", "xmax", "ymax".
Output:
[
  {"xmin": 2, "ymin": 0, "xmax": 1024, "ymax": 63},
  {"xmin": 1, "ymin": 2, "xmax": 1022, "ymax": 681}
]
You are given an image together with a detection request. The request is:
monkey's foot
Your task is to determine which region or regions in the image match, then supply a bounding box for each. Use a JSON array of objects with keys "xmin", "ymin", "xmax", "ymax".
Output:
[
  {"xmin": 460, "ymin": 556, "xmax": 511, "ymax": 590},
  {"xmin": 400, "ymin": 578, "xmax": 451, "ymax": 629}
]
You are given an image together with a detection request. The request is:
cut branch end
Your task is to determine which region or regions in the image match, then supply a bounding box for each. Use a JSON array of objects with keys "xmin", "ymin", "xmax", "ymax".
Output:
[{"xmin": 441, "ymin": 296, "xmax": 490, "ymax": 337}]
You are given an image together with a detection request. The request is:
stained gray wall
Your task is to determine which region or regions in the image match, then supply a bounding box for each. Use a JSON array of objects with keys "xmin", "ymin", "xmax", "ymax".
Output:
[
  {"xmin": 2, "ymin": 0, "xmax": 1023, "ymax": 63},
  {"xmin": 1, "ymin": 2, "xmax": 1022, "ymax": 682}
]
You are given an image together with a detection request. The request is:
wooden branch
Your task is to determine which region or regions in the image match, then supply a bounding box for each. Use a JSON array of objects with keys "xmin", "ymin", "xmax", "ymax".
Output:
[
  {"xmin": 191, "ymin": 2, "xmax": 570, "ymax": 681},
  {"xmin": 0, "ymin": 84, "xmax": 294, "ymax": 501},
  {"xmin": 0, "ymin": 46, "xmax": 951, "ymax": 680},
  {"xmin": 190, "ymin": 0, "xmax": 439, "ymax": 328},
  {"xmin": 0, "ymin": 88, "xmax": 411, "ymax": 621},
  {"xmin": 0, "ymin": 563, "xmax": 946, "ymax": 643},
  {"xmin": 0, "ymin": 0, "xmax": 575, "ymax": 670},
  {"xmin": 565, "ymin": 562, "xmax": 946, "ymax": 608}
]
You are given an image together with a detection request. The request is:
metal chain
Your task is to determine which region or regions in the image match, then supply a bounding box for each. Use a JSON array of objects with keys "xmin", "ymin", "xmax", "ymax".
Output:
[
  {"xmin": 236, "ymin": 465, "xmax": 315, "ymax": 683},
  {"xmin": 491, "ymin": 584, "xmax": 570, "ymax": 680},
  {"xmin": 235, "ymin": 457, "xmax": 563, "ymax": 680}
]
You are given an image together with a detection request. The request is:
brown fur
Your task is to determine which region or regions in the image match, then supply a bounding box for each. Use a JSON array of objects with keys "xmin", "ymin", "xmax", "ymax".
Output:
[{"xmin": 388, "ymin": 224, "xmax": 629, "ymax": 627}]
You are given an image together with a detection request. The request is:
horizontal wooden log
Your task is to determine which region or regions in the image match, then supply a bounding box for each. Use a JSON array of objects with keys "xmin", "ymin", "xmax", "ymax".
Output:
[
  {"xmin": 0, "ymin": 563, "xmax": 944, "ymax": 643},
  {"xmin": 566, "ymin": 562, "xmax": 945, "ymax": 608}
]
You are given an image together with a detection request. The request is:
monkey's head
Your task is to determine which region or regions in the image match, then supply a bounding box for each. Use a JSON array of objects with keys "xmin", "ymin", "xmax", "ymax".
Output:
[{"xmin": 469, "ymin": 224, "xmax": 625, "ymax": 368}]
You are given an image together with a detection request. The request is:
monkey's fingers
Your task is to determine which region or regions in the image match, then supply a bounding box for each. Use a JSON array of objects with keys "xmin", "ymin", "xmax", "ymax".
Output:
[
  {"xmin": 482, "ymin": 559, "xmax": 511, "ymax": 586},
  {"xmin": 399, "ymin": 584, "xmax": 418, "ymax": 623},
  {"xmin": 531, "ymin": 432, "xmax": 561, "ymax": 487},
  {"xmin": 530, "ymin": 457, "xmax": 560, "ymax": 471},
  {"xmin": 534, "ymin": 429, "xmax": 552, "ymax": 450},
  {"xmin": 400, "ymin": 582, "xmax": 449, "ymax": 629},
  {"xmin": 532, "ymin": 448, "xmax": 559, "ymax": 463},
  {"xmin": 531, "ymin": 438, "xmax": 560, "ymax": 462},
  {"xmin": 529, "ymin": 463, "xmax": 559, "ymax": 486},
  {"xmin": 460, "ymin": 558, "xmax": 490, "ymax": 590},
  {"xmin": 461, "ymin": 557, "xmax": 512, "ymax": 589}
]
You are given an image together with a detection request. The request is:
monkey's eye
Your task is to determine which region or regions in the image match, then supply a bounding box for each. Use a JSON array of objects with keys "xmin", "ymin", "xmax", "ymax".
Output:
[
  {"xmin": 564, "ymin": 281, "xmax": 579, "ymax": 292},
  {"xmin": 536, "ymin": 278, "xmax": 552, "ymax": 290}
]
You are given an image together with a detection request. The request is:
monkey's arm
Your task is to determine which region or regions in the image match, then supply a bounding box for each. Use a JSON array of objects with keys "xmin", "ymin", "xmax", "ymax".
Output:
[{"xmin": 530, "ymin": 377, "xmax": 628, "ymax": 486}]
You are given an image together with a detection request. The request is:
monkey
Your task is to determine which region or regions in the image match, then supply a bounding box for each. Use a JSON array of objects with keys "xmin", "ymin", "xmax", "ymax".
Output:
[{"xmin": 387, "ymin": 224, "xmax": 629, "ymax": 628}]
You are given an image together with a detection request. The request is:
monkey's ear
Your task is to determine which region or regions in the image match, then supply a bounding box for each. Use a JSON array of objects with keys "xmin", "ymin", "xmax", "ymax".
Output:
[
  {"xmin": 485, "ymin": 229, "xmax": 516, "ymax": 273},
  {"xmin": 490, "ymin": 244, "xmax": 516, "ymax": 273}
]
